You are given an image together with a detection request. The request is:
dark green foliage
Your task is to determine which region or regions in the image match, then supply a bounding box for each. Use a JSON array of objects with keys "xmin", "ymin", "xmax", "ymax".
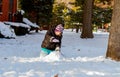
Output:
[
  {"xmin": 93, "ymin": 7, "xmax": 112, "ymax": 27},
  {"xmin": 52, "ymin": 3, "xmax": 65, "ymax": 26},
  {"xmin": 20, "ymin": 0, "xmax": 34, "ymax": 12},
  {"xmin": 19, "ymin": 0, "xmax": 112, "ymax": 28},
  {"xmin": 75, "ymin": 0, "xmax": 112, "ymax": 28},
  {"xmin": 75, "ymin": 0, "xmax": 84, "ymax": 7},
  {"xmin": 34, "ymin": 0, "xmax": 54, "ymax": 25},
  {"xmin": 20, "ymin": 0, "xmax": 54, "ymax": 26},
  {"xmin": 74, "ymin": 0, "xmax": 84, "ymax": 23}
]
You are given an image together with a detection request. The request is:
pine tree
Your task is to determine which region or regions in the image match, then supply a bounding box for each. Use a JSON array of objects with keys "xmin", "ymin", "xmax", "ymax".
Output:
[{"xmin": 20, "ymin": 0, "xmax": 54, "ymax": 26}]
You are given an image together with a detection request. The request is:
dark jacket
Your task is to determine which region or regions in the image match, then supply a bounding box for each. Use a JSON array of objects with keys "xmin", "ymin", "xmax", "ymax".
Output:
[{"xmin": 41, "ymin": 26, "xmax": 63, "ymax": 51}]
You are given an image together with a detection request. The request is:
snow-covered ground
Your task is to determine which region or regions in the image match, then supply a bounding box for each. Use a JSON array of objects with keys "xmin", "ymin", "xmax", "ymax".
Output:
[{"xmin": 0, "ymin": 29, "xmax": 120, "ymax": 77}]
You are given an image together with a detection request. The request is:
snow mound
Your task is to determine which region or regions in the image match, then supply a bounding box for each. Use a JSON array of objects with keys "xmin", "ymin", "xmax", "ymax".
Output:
[
  {"xmin": 40, "ymin": 51, "xmax": 61, "ymax": 62},
  {"xmin": 11, "ymin": 52, "xmax": 62, "ymax": 63},
  {"xmin": 23, "ymin": 18, "xmax": 39, "ymax": 28},
  {"xmin": 0, "ymin": 22, "xmax": 16, "ymax": 38}
]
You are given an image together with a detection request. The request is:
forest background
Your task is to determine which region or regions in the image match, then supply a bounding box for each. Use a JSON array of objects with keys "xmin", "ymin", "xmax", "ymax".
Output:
[{"xmin": 19, "ymin": 0, "xmax": 113, "ymax": 32}]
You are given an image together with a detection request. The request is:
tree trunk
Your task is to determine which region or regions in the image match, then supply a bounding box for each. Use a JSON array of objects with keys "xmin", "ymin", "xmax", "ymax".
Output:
[
  {"xmin": 106, "ymin": 0, "xmax": 120, "ymax": 61},
  {"xmin": 80, "ymin": 0, "xmax": 94, "ymax": 38},
  {"xmin": 76, "ymin": 25, "xmax": 79, "ymax": 33},
  {"xmin": 35, "ymin": 8, "xmax": 40, "ymax": 33}
]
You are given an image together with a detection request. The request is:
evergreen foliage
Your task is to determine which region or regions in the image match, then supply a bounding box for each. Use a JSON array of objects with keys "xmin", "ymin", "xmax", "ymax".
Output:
[
  {"xmin": 93, "ymin": 7, "xmax": 112, "ymax": 27},
  {"xmin": 19, "ymin": 0, "xmax": 113, "ymax": 28},
  {"xmin": 19, "ymin": 0, "xmax": 54, "ymax": 26}
]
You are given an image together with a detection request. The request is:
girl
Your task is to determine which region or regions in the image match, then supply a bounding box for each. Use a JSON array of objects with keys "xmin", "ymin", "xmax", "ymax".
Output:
[{"xmin": 40, "ymin": 24, "xmax": 64, "ymax": 57}]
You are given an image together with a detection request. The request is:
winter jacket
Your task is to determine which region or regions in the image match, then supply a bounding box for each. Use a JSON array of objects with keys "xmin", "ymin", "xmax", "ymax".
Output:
[{"xmin": 41, "ymin": 26, "xmax": 63, "ymax": 51}]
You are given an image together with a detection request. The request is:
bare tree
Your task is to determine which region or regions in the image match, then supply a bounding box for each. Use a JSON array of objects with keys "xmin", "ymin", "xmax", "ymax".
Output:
[
  {"xmin": 106, "ymin": 0, "xmax": 120, "ymax": 61},
  {"xmin": 80, "ymin": 0, "xmax": 94, "ymax": 38}
]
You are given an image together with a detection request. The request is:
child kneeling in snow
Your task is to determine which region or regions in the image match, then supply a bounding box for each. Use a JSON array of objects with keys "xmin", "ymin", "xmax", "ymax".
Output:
[{"xmin": 40, "ymin": 24, "xmax": 64, "ymax": 57}]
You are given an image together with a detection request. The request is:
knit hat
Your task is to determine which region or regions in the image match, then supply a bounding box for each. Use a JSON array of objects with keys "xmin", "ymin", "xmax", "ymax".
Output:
[{"xmin": 55, "ymin": 24, "xmax": 64, "ymax": 32}]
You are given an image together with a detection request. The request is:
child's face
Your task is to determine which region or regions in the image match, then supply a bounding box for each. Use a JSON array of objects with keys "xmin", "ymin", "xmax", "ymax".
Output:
[{"xmin": 55, "ymin": 31, "xmax": 62, "ymax": 36}]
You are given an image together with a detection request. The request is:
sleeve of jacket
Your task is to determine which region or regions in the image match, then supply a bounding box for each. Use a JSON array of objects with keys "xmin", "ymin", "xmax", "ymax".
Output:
[
  {"xmin": 41, "ymin": 29, "xmax": 54, "ymax": 48},
  {"xmin": 55, "ymin": 35, "xmax": 63, "ymax": 48},
  {"xmin": 46, "ymin": 28, "xmax": 55, "ymax": 41},
  {"xmin": 47, "ymin": 28, "xmax": 62, "ymax": 48}
]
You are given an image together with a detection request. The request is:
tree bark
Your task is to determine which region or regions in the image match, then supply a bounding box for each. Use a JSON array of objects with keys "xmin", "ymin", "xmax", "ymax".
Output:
[
  {"xmin": 80, "ymin": 0, "xmax": 94, "ymax": 38},
  {"xmin": 106, "ymin": 0, "xmax": 120, "ymax": 61}
]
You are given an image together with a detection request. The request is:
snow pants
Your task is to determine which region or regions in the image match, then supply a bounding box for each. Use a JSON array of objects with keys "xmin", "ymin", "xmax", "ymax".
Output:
[{"xmin": 40, "ymin": 48, "xmax": 54, "ymax": 57}]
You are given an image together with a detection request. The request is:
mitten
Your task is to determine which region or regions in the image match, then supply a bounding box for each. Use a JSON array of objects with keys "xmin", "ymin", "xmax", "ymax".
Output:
[
  {"xmin": 52, "ymin": 39, "xmax": 59, "ymax": 42},
  {"xmin": 55, "ymin": 47, "xmax": 60, "ymax": 52},
  {"xmin": 50, "ymin": 37, "xmax": 59, "ymax": 42}
]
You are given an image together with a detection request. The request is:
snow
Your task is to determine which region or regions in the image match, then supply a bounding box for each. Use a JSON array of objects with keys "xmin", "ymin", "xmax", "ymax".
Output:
[
  {"xmin": 0, "ymin": 29, "xmax": 120, "ymax": 77},
  {"xmin": 4, "ymin": 21, "xmax": 30, "ymax": 28},
  {"xmin": 18, "ymin": 10, "xmax": 25, "ymax": 15},
  {"xmin": 23, "ymin": 18, "xmax": 39, "ymax": 28},
  {"xmin": 0, "ymin": 22, "xmax": 16, "ymax": 38}
]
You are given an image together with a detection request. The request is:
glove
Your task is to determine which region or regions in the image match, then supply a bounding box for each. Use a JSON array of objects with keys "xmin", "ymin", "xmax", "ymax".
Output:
[
  {"xmin": 52, "ymin": 39, "xmax": 59, "ymax": 42},
  {"xmin": 55, "ymin": 47, "xmax": 60, "ymax": 52},
  {"xmin": 50, "ymin": 37, "xmax": 59, "ymax": 43}
]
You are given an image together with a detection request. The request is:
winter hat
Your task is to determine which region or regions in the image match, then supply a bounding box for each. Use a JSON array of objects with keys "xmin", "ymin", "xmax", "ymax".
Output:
[{"xmin": 55, "ymin": 24, "xmax": 64, "ymax": 32}]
